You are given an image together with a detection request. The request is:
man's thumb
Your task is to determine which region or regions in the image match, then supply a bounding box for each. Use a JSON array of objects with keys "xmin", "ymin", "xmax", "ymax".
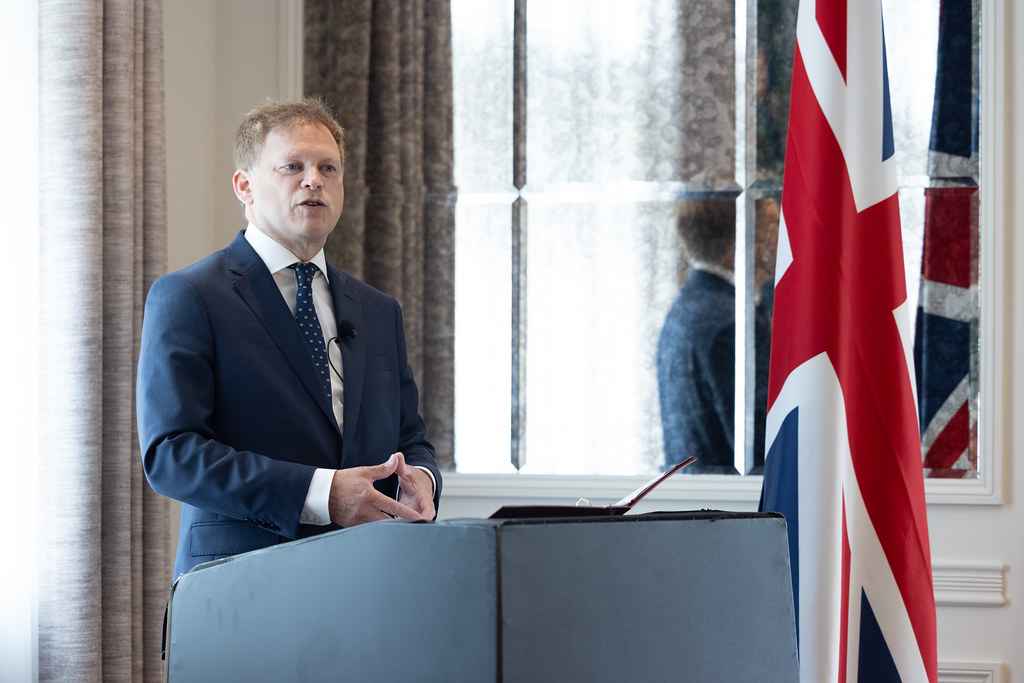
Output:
[{"xmin": 375, "ymin": 452, "xmax": 401, "ymax": 479}]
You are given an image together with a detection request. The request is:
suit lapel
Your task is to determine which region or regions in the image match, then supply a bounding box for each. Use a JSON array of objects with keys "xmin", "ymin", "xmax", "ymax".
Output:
[
  {"xmin": 328, "ymin": 264, "xmax": 365, "ymax": 458},
  {"xmin": 225, "ymin": 233, "xmax": 339, "ymax": 432}
]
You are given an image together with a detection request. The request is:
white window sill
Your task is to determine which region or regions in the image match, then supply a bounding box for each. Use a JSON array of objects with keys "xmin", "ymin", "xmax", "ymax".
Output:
[{"xmin": 437, "ymin": 470, "xmax": 999, "ymax": 521}]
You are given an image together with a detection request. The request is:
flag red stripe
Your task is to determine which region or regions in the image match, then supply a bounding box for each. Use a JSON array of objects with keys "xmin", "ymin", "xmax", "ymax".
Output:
[
  {"xmin": 923, "ymin": 403, "xmax": 970, "ymax": 470},
  {"xmin": 922, "ymin": 187, "xmax": 977, "ymax": 288}
]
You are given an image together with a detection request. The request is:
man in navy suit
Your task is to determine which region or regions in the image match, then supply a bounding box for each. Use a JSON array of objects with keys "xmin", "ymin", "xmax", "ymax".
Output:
[
  {"xmin": 137, "ymin": 99, "xmax": 441, "ymax": 580},
  {"xmin": 656, "ymin": 199, "xmax": 777, "ymax": 475}
]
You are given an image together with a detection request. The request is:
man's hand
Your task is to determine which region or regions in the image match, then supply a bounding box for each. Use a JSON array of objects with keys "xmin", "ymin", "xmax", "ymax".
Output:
[
  {"xmin": 327, "ymin": 453, "xmax": 434, "ymax": 527},
  {"xmin": 394, "ymin": 452, "xmax": 437, "ymax": 521}
]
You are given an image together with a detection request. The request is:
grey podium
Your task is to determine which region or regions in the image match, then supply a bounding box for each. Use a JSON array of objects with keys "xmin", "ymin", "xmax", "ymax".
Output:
[{"xmin": 165, "ymin": 511, "xmax": 799, "ymax": 682}]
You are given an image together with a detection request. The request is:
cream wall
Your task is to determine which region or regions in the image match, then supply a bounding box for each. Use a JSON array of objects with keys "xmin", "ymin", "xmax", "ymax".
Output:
[{"xmin": 163, "ymin": 1, "xmax": 1022, "ymax": 679}]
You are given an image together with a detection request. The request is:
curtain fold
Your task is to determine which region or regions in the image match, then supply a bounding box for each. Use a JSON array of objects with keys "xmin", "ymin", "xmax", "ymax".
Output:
[
  {"xmin": 38, "ymin": 0, "xmax": 169, "ymax": 680},
  {"xmin": 305, "ymin": 0, "xmax": 456, "ymax": 469}
]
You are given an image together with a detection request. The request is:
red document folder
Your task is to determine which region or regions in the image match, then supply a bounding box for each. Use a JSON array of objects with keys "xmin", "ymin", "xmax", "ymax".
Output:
[{"xmin": 488, "ymin": 456, "xmax": 697, "ymax": 519}]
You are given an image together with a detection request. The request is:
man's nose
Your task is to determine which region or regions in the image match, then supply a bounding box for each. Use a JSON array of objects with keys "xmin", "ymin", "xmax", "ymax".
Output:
[{"xmin": 303, "ymin": 169, "xmax": 323, "ymax": 189}]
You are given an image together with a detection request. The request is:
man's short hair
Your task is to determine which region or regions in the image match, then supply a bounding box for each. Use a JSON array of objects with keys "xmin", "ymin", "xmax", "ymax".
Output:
[
  {"xmin": 675, "ymin": 199, "xmax": 736, "ymax": 264},
  {"xmin": 233, "ymin": 97, "xmax": 345, "ymax": 171}
]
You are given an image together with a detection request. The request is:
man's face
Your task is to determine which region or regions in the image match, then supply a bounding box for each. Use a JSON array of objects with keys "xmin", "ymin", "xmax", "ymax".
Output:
[{"xmin": 233, "ymin": 120, "xmax": 344, "ymax": 261}]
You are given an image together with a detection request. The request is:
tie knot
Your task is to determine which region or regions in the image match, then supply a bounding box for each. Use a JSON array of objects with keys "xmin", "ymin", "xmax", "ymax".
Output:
[{"xmin": 292, "ymin": 262, "xmax": 319, "ymax": 287}]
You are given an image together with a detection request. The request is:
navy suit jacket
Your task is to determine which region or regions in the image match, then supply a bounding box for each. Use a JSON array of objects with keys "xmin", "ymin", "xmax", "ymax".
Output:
[
  {"xmin": 137, "ymin": 231, "xmax": 440, "ymax": 579},
  {"xmin": 656, "ymin": 269, "xmax": 770, "ymax": 474}
]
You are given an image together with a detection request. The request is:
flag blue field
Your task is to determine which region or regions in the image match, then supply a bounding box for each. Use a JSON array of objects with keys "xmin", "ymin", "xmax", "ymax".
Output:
[{"xmin": 759, "ymin": 1, "xmax": 938, "ymax": 681}]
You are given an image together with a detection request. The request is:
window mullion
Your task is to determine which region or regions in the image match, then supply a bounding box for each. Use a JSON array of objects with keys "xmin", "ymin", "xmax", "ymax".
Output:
[{"xmin": 511, "ymin": 0, "xmax": 528, "ymax": 470}]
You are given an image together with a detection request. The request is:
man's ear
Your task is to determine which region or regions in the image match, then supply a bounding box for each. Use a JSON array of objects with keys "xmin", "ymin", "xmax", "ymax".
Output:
[{"xmin": 233, "ymin": 169, "xmax": 253, "ymax": 206}]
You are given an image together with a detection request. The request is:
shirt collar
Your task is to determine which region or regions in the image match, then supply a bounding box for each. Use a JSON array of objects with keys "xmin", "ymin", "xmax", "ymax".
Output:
[
  {"xmin": 691, "ymin": 261, "xmax": 734, "ymax": 285},
  {"xmin": 244, "ymin": 223, "xmax": 330, "ymax": 282}
]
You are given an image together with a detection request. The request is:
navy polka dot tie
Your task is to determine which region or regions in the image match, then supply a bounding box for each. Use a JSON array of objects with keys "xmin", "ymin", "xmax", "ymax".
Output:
[{"xmin": 291, "ymin": 262, "xmax": 332, "ymax": 401}]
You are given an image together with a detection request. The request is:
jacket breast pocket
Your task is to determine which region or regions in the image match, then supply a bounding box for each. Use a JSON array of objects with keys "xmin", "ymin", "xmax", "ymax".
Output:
[{"xmin": 367, "ymin": 353, "xmax": 394, "ymax": 372}]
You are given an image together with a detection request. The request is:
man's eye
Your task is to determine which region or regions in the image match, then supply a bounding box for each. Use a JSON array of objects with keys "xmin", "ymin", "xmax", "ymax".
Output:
[
  {"xmin": 281, "ymin": 163, "xmax": 300, "ymax": 171},
  {"xmin": 322, "ymin": 164, "xmax": 337, "ymax": 174}
]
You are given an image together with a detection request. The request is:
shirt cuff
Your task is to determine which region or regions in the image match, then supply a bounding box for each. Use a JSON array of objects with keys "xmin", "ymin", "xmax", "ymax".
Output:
[
  {"xmin": 300, "ymin": 467, "xmax": 334, "ymax": 526},
  {"xmin": 413, "ymin": 465, "xmax": 437, "ymax": 497},
  {"xmin": 392, "ymin": 465, "xmax": 438, "ymax": 502},
  {"xmin": 301, "ymin": 464, "xmax": 437, "ymax": 527}
]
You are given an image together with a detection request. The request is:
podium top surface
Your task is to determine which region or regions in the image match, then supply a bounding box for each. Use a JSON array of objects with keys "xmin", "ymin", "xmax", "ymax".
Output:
[{"xmin": 475, "ymin": 508, "xmax": 783, "ymax": 524}]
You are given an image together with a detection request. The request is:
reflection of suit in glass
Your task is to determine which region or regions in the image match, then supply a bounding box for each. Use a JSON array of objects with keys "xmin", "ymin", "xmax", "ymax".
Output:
[{"xmin": 656, "ymin": 268, "xmax": 770, "ymax": 474}]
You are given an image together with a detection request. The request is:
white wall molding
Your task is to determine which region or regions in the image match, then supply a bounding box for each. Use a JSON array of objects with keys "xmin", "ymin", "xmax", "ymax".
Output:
[
  {"xmin": 933, "ymin": 561, "xmax": 1006, "ymax": 607},
  {"xmin": 938, "ymin": 661, "xmax": 1003, "ymax": 683},
  {"xmin": 925, "ymin": 475, "xmax": 1002, "ymax": 506}
]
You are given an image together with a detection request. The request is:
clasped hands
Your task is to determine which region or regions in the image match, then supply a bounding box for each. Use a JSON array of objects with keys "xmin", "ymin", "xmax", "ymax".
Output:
[{"xmin": 327, "ymin": 452, "xmax": 435, "ymax": 527}]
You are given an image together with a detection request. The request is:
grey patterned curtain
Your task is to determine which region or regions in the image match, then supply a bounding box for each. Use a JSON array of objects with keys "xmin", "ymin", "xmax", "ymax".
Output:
[
  {"xmin": 37, "ymin": 0, "xmax": 170, "ymax": 680},
  {"xmin": 304, "ymin": 0, "xmax": 456, "ymax": 469}
]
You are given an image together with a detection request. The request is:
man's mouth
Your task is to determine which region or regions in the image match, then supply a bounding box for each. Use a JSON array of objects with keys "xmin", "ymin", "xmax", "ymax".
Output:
[{"xmin": 299, "ymin": 199, "xmax": 326, "ymax": 207}]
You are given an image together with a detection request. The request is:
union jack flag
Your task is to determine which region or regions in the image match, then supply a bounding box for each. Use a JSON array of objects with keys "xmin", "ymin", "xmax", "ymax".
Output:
[
  {"xmin": 759, "ymin": 1, "xmax": 938, "ymax": 681},
  {"xmin": 915, "ymin": 0, "xmax": 979, "ymax": 479}
]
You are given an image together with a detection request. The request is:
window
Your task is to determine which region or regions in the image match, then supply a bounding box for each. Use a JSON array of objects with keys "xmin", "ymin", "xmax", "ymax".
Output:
[{"xmin": 451, "ymin": 0, "xmax": 982, "ymax": 482}]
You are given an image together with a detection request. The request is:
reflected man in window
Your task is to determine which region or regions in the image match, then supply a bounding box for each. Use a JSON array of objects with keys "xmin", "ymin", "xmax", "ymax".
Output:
[{"xmin": 657, "ymin": 199, "xmax": 778, "ymax": 474}]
